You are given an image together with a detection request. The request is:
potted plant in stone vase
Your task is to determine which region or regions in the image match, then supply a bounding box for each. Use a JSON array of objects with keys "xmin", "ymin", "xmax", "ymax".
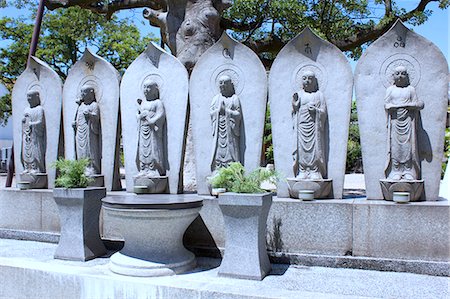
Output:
[
  {"xmin": 52, "ymin": 158, "xmax": 106, "ymax": 261},
  {"xmin": 209, "ymin": 162, "xmax": 278, "ymax": 280}
]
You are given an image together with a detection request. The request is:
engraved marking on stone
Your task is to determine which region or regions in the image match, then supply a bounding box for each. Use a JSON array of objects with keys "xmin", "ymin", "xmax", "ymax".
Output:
[
  {"xmin": 77, "ymin": 75, "xmax": 103, "ymax": 103},
  {"xmin": 379, "ymin": 54, "xmax": 421, "ymax": 88},
  {"xmin": 32, "ymin": 67, "xmax": 40, "ymax": 79},
  {"xmin": 146, "ymin": 52, "xmax": 160, "ymax": 66},
  {"xmin": 304, "ymin": 43, "xmax": 312, "ymax": 55},
  {"xmin": 291, "ymin": 63, "xmax": 327, "ymax": 92},
  {"xmin": 210, "ymin": 64, "xmax": 245, "ymax": 95},
  {"xmin": 85, "ymin": 60, "xmax": 95, "ymax": 71},
  {"xmin": 223, "ymin": 48, "xmax": 231, "ymax": 58},
  {"xmin": 394, "ymin": 36, "xmax": 405, "ymax": 48}
]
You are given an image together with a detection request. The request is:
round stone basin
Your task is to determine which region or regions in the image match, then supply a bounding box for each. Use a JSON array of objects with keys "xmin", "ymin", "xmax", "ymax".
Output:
[{"xmin": 102, "ymin": 194, "xmax": 203, "ymax": 277}]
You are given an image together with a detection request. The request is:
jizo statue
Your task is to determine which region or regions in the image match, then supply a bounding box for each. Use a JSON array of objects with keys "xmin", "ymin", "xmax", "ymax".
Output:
[
  {"xmin": 384, "ymin": 66, "xmax": 424, "ymax": 180},
  {"xmin": 292, "ymin": 70, "xmax": 327, "ymax": 180},
  {"xmin": 21, "ymin": 90, "xmax": 46, "ymax": 174},
  {"xmin": 73, "ymin": 83, "xmax": 102, "ymax": 176},
  {"xmin": 210, "ymin": 75, "xmax": 242, "ymax": 171}
]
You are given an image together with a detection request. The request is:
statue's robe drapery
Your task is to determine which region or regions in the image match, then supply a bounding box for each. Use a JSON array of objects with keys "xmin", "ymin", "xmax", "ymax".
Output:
[
  {"xmin": 75, "ymin": 101, "xmax": 102, "ymax": 174},
  {"xmin": 384, "ymin": 85, "xmax": 423, "ymax": 180},
  {"xmin": 292, "ymin": 90, "xmax": 326, "ymax": 178},
  {"xmin": 136, "ymin": 99, "xmax": 166, "ymax": 176},
  {"xmin": 210, "ymin": 94, "xmax": 241, "ymax": 171},
  {"xmin": 21, "ymin": 105, "xmax": 46, "ymax": 173}
]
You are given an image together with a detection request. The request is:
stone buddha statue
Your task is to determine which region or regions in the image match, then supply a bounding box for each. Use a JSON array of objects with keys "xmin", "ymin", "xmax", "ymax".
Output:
[
  {"xmin": 384, "ymin": 66, "xmax": 424, "ymax": 180},
  {"xmin": 73, "ymin": 83, "xmax": 102, "ymax": 176},
  {"xmin": 292, "ymin": 70, "xmax": 327, "ymax": 180},
  {"xmin": 210, "ymin": 75, "xmax": 242, "ymax": 171},
  {"xmin": 21, "ymin": 90, "xmax": 46, "ymax": 175},
  {"xmin": 136, "ymin": 80, "xmax": 166, "ymax": 177}
]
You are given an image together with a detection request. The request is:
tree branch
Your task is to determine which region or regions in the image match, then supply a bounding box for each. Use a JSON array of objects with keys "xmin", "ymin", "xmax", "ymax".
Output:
[{"xmin": 332, "ymin": 0, "xmax": 438, "ymax": 51}]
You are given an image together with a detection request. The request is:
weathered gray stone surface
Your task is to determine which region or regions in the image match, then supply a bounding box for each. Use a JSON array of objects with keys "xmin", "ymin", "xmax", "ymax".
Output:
[
  {"xmin": 2, "ymin": 239, "xmax": 450, "ymax": 299},
  {"xmin": 190, "ymin": 32, "xmax": 267, "ymax": 195},
  {"xmin": 120, "ymin": 43, "xmax": 188, "ymax": 194},
  {"xmin": 353, "ymin": 198, "xmax": 450, "ymax": 262},
  {"xmin": 63, "ymin": 49, "xmax": 121, "ymax": 191},
  {"xmin": 355, "ymin": 20, "xmax": 449, "ymax": 200},
  {"xmin": 53, "ymin": 187, "xmax": 106, "ymax": 261},
  {"xmin": 269, "ymin": 28, "xmax": 352, "ymax": 199},
  {"xmin": 12, "ymin": 57, "xmax": 62, "ymax": 188},
  {"xmin": 218, "ymin": 192, "xmax": 272, "ymax": 280},
  {"xmin": 103, "ymin": 194, "xmax": 201, "ymax": 276}
]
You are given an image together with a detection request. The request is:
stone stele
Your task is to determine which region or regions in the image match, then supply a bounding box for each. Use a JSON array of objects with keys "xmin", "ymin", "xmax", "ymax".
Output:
[
  {"xmin": 12, "ymin": 56, "xmax": 62, "ymax": 189},
  {"xmin": 120, "ymin": 43, "xmax": 189, "ymax": 194},
  {"xmin": 190, "ymin": 32, "xmax": 267, "ymax": 195},
  {"xmin": 63, "ymin": 49, "xmax": 121, "ymax": 191},
  {"xmin": 355, "ymin": 20, "xmax": 449, "ymax": 200},
  {"xmin": 269, "ymin": 28, "xmax": 353, "ymax": 199}
]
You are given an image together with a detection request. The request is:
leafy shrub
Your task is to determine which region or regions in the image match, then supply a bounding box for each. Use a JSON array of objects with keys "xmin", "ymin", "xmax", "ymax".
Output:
[
  {"xmin": 53, "ymin": 158, "xmax": 92, "ymax": 188},
  {"xmin": 209, "ymin": 162, "xmax": 278, "ymax": 193},
  {"xmin": 346, "ymin": 101, "xmax": 362, "ymax": 173}
]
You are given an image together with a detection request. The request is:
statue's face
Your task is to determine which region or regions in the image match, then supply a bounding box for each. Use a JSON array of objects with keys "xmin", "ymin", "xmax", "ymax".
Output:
[
  {"xmin": 81, "ymin": 87, "xmax": 95, "ymax": 104},
  {"xmin": 143, "ymin": 82, "xmax": 159, "ymax": 100},
  {"xmin": 219, "ymin": 76, "xmax": 234, "ymax": 97},
  {"xmin": 302, "ymin": 72, "xmax": 316, "ymax": 89},
  {"xmin": 393, "ymin": 67, "xmax": 408, "ymax": 85},
  {"xmin": 27, "ymin": 92, "xmax": 40, "ymax": 107}
]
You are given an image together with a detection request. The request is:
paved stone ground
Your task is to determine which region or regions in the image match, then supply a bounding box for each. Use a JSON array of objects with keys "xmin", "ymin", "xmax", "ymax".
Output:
[{"xmin": 0, "ymin": 238, "xmax": 449, "ymax": 299}]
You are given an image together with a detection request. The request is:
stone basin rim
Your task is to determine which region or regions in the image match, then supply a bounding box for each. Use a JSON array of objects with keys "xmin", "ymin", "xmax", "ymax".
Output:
[{"xmin": 102, "ymin": 194, "xmax": 203, "ymax": 209}]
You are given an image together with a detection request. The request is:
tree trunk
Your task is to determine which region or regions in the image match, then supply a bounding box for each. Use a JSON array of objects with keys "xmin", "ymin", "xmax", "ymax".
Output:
[{"xmin": 144, "ymin": 0, "xmax": 231, "ymax": 71}]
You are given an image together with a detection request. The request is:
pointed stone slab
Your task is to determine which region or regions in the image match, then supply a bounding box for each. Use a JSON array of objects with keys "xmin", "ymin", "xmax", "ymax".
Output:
[
  {"xmin": 355, "ymin": 20, "xmax": 449, "ymax": 200},
  {"xmin": 62, "ymin": 49, "xmax": 121, "ymax": 191},
  {"xmin": 269, "ymin": 28, "xmax": 353, "ymax": 199},
  {"xmin": 190, "ymin": 32, "xmax": 268, "ymax": 195},
  {"xmin": 120, "ymin": 43, "xmax": 189, "ymax": 193},
  {"xmin": 12, "ymin": 57, "xmax": 62, "ymax": 188}
]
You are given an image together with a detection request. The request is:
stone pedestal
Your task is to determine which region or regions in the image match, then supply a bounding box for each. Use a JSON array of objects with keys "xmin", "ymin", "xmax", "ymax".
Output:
[
  {"xmin": 102, "ymin": 194, "xmax": 202, "ymax": 277},
  {"xmin": 287, "ymin": 178, "xmax": 332, "ymax": 199},
  {"xmin": 17, "ymin": 173, "xmax": 48, "ymax": 189},
  {"xmin": 53, "ymin": 187, "xmax": 106, "ymax": 261},
  {"xmin": 218, "ymin": 192, "xmax": 273, "ymax": 280},
  {"xmin": 133, "ymin": 175, "xmax": 168, "ymax": 194},
  {"xmin": 380, "ymin": 179, "xmax": 424, "ymax": 202}
]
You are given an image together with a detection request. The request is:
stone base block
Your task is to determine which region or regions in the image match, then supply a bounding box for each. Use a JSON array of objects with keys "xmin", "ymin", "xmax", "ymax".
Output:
[
  {"xmin": 110, "ymin": 252, "xmax": 196, "ymax": 277},
  {"xmin": 218, "ymin": 193, "xmax": 272, "ymax": 280},
  {"xmin": 287, "ymin": 178, "xmax": 332, "ymax": 199},
  {"xmin": 18, "ymin": 173, "xmax": 47, "ymax": 189},
  {"xmin": 133, "ymin": 176, "xmax": 168, "ymax": 194},
  {"xmin": 53, "ymin": 187, "xmax": 107, "ymax": 261},
  {"xmin": 380, "ymin": 179, "xmax": 424, "ymax": 202},
  {"xmin": 88, "ymin": 175, "xmax": 105, "ymax": 188}
]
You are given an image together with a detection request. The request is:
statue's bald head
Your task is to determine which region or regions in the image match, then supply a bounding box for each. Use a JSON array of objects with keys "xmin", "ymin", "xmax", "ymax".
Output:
[
  {"xmin": 27, "ymin": 90, "xmax": 40, "ymax": 107},
  {"xmin": 393, "ymin": 65, "xmax": 410, "ymax": 87},
  {"xmin": 301, "ymin": 70, "xmax": 318, "ymax": 92},
  {"xmin": 219, "ymin": 75, "xmax": 235, "ymax": 97}
]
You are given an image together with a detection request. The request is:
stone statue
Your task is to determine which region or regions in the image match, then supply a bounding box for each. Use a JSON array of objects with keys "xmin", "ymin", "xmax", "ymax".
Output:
[
  {"xmin": 136, "ymin": 80, "xmax": 166, "ymax": 177},
  {"xmin": 21, "ymin": 90, "xmax": 46, "ymax": 174},
  {"xmin": 292, "ymin": 70, "xmax": 327, "ymax": 180},
  {"xmin": 73, "ymin": 83, "xmax": 102, "ymax": 176},
  {"xmin": 210, "ymin": 75, "xmax": 242, "ymax": 171},
  {"xmin": 384, "ymin": 66, "xmax": 424, "ymax": 180}
]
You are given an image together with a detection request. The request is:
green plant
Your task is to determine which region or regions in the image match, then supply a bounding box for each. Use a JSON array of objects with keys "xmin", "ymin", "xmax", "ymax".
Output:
[
  {"xmin": 53, "ymin": 158, "xmax": 93, "ymax": 188},
  {"xmin": 442, "ymin": 127, "xmax": 450, "ymax": 178},
  {"xmin": 209, "ymin": 162, "xmax": 278, "ymax": 193}
]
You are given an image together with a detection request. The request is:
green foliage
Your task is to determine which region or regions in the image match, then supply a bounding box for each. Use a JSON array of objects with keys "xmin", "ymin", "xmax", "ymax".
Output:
[
  {"xmin": 0, "ymin": 3, "xmax": 156, "ymax": 123},
  {"xmin": 346, "ymin": 101, "xmax": 362, "ymax": 173},
  {"xmin": 443, "ymin": 127, "xmax": 450, "ymax": 177},
  {"xmin": 209, "ymin": 162, "xmax": 278, "ymax": 193},
  {"xmin": 263, "ymin": 106, "xmax": 274, "ymax": 164},
  {"xmin": 53, "ymin": 158, "xmax": 93, "ymax": 188},
  {"xmin": 225, "ymin": 0, "xmax": 449, "ymax": 60}
]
